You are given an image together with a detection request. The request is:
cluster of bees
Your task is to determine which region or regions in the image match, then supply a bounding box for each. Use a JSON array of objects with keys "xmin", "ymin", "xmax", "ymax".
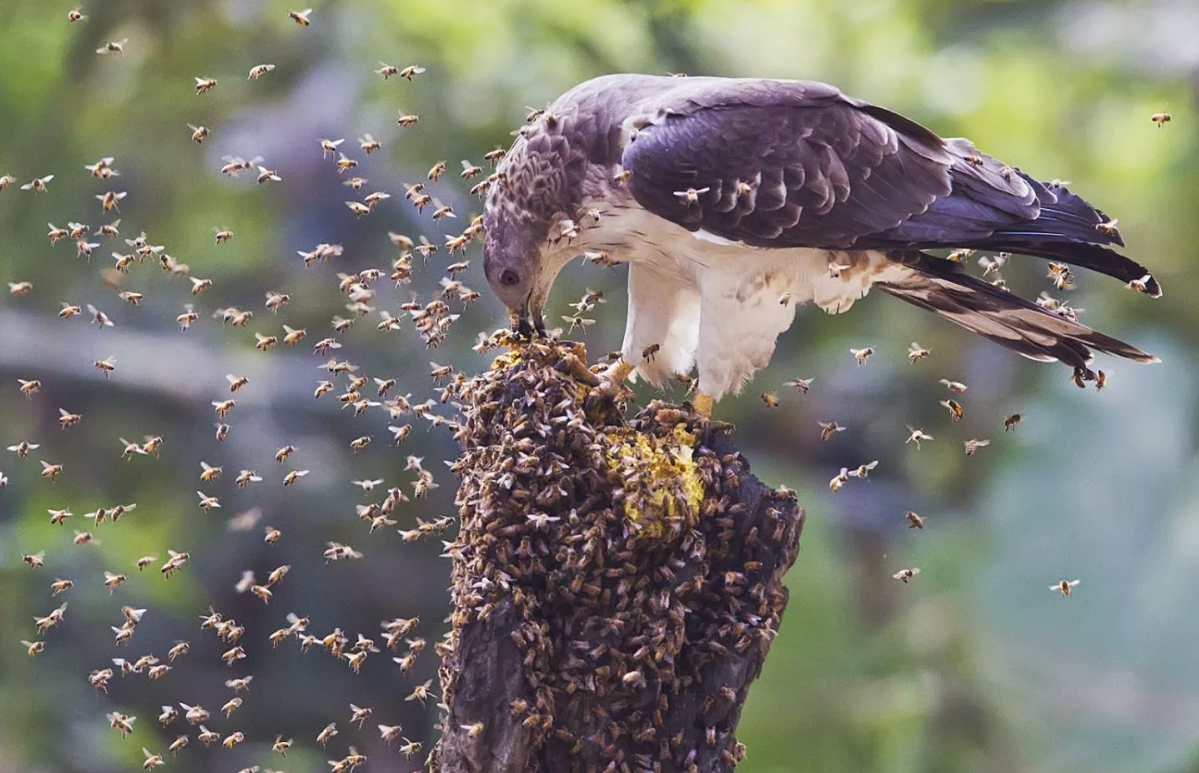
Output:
[{"xmin": 434, "ymin": 336, "xmax": 801, "ymax": 773}]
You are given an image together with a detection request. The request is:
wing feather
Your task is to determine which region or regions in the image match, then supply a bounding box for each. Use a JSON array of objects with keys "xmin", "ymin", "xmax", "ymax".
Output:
[{"xmin": 618, "ymin": 78, "xmax": 1159, "ymax": 295}]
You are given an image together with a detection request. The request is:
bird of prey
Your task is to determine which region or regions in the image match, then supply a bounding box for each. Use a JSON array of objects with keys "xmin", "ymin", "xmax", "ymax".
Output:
[{"xmin": 483, "ymin": 74, "xmax": 1160, "ymax": 416}]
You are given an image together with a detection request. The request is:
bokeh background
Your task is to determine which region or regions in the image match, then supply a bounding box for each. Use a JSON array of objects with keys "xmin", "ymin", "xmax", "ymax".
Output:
[{"xmin": 1, "ymin": 0, "xmax": 1197, "ymax": 772}]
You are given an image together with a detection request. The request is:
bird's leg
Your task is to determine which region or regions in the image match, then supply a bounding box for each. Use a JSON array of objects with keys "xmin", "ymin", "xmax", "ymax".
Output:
[{"xmin": 691, "ymin": 392, "xmax": 715, "ymax": 420}]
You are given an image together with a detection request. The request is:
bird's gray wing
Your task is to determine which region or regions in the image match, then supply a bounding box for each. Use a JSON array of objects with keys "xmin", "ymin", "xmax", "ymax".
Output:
[{"xmin": 620, "ymin": 79, "xmax": 1159, "ymax": 294}]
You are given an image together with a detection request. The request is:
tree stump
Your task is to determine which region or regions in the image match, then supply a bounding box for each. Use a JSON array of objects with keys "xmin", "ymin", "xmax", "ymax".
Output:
[{"xmin": 434, "ymin": 335, "xmax": 804, "ymax": 773}]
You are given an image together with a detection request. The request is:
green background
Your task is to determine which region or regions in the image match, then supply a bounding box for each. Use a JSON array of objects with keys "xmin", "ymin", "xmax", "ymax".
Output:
[{"xmin": 0, "ymin": 1, "xmax": 1197, "ymax": 772}]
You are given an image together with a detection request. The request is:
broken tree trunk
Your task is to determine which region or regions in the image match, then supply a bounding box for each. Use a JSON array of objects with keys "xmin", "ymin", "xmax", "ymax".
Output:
[{"xmin": 433, "ymin": 335, "xmax": 804, "ymax": 773}]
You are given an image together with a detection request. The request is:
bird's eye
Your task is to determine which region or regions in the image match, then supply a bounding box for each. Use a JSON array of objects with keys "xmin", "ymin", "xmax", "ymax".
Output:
[{"xmin": 499, "ymin": 269, "xmax": 522, "ymax": 287}]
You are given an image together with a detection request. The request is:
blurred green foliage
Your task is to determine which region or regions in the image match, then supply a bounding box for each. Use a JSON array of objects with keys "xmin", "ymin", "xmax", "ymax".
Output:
[{"xmin": 0, "ymin": 1, "xmax": 1197, "ymax": 772}]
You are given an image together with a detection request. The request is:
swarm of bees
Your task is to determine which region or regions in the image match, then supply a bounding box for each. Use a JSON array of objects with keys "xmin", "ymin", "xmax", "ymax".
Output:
[{"xmin": 436, "ymin": 334, "xmax": 801, "ymax": 771}]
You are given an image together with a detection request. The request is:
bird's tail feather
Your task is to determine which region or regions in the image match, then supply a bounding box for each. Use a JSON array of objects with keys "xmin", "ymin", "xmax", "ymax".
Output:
[
  {"xmin": 875, "ymin": 252, "xmax": 1159, "ymax": 373},
  {"xmin": 980, "ymin": 176, "xmax": 1161, "ymax": 297},
  {"xmin": 965, "ymin": 239, "xmax": 1162, "ymax": 298}
]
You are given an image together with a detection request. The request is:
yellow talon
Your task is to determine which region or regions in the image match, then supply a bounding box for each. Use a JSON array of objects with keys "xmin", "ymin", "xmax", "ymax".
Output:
[
  {"xmin": 603, "ymin": 359, "xmax": 635, "ymax": 385},
  {"xmin": 692, "ymin": 392, "xmax": 714, "ymax": 419}
]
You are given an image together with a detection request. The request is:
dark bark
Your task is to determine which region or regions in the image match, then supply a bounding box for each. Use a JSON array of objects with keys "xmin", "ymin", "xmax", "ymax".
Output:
[{"xmin": 434, "ymin": 337, "xmax": 804, "ymax": 773}]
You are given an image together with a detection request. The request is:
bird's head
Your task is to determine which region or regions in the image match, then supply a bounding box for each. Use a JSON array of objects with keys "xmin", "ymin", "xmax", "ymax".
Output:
[{"xmin": 483, "ymin": 124, "xmax": 586, "ymax": 337}]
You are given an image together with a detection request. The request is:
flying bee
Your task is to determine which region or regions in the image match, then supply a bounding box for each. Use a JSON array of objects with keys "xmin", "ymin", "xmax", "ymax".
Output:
[
  {"xmin": 964, "ymin": 438, "xmax": 991, "ymax": 456},
  {"xmin": 136, "ymin": 555, "xmax": 156, "ymax": 570},
  {"xmin": 893, "ymin": 567, "xmax": 920, "ymax": 584},
  {"xmin": 288, "ymin": 7, "xmax": 312, "ymax": 25},
  {"xmin": 94, "ymin": 356, "xmax": 116, "ymax": 377},
  {"xmin": 193, "ymin": 76, "xmax": 218, "ymax": 95},
  {"xmin": 212, "ymin": 399, "xmax": 235, "ymax": 418},
  {"xmin": 425, "ymin": 161, "xmax": 448, "ymax": 182},
  {"xmin": 376, "ymin": 62, "xmax": 399, "ymax": 78},
  {"xmin": 222, "ymin": 732, "xmax": 244, "ymax": 749},
  {"xmin": 939, "ymin": 398, "xmax": 964, "ymax": 421},
  {"xmin": 283, "ymin": 469, "xmax": 309, "ymax": 486},
  {"xmin": 173, "ymin": 304, "xmax": 199, "ymax": 330},
  {"xmin": 850, "ymin": 347, "xmax": 874, "ymax": 365},
  {"xmin": 97, "ymin": 39, "xmax": 127, "ymax": 55},
  {"xmin": 8, "ymin": 440, "xmax": 38, "ymax": 457},
  {"xmin": 782, "ymin": 377, "xmax": 813, "ymax": 393},
  {"xmin": 75, "ymin": 239, "xmax": 100, "ymax": 259},
  {"xmin": 938, "ymin": 378, "xmax": 968, "ymax": 394},
  {"xmin": 275, "ymin": 445, "xmax": 296, "ymax": 463},
  {"xmin": 117, "ymin": 289, "xmax": 144, "ymax": 307},
  {"xmin": 349, "ymin": 704, "xmax": 373, "ymax": 728},
  {"xmin": 1151, "ymin": 111, "xmax": 1171, "ymax": 128},
  {"xmin": 19, "ymin": 174, "xmax": 54, "ymax": 194},
  {"xmin": 1096, "ymin": 370, "xmax": 1108, "ymax": 391},
  {"xmin": 405, "ymin": 679, "xmax": 434, "ymax": 705},
  {"xmin": 6, "ymin": 279, "xmax": 34, "ymax": 297},
  {"xmin": 906, "ymin": 342, "xmax": 932, "ymax": 363},
  {"xmin": 221, "ymin": 374, "xmax": 249, "ymax": 394},
  {"xmin": 388, "ymin": 424, "xmax": 412, "ymax": 445},
  {"xmin": 317, "ymin": 723, "xmax": 338, "ymax": 747},
  {"xmin": 345, "ymin": 200, "xmax": 371, "ymax": 217},
  {"xmin": 94, "ymin": 186, "xmax": 127, "ymax": 210},
  {"xmin": 905, "ymin": 425, "xmax": 933, "ymax": 448},
  {"xmin": 1052, "ymin": 579, "xmax": 1081, "ymax": 597},
  {"xmin": 828, "ymin": 468, "xmax": 849, "ymax": 492},
  {"xmin": 23, "ymin": 551, "xmax": 46, "ymax": 568},
  {"xmin": 978, "ymin": 253, "xmax": 1007, "ymax": 277},
  {"xmin": 848, "ymin": 460, "xmax": 878, "ymax": 479},
  {"xmin": 47, "ymin": 223, "xmax": 71, "ymax": 244},
  {"xmin": 313, "ymin": 336, "xmax": 340, "ymax": 355},
  {"xmin": 672, "ymin": 186, "xmax": 710, "ymax": 206},
  {"xmin": 377, "ymin": 310, "xmax": 402, "ymax": 331},
  {"xmin": 1096, "ymin": 218, "xmax": 1120, "ymax": 237},
  {"xmin": 350, "ymin": 436, "xmax": 372, "ymax": 453},
  {"xmin": 141, "ymin": 435, "xmax": 163, "ymax": 457},
  {"xmin": 256, "ymin": 166, "xmax": 281, "ymax": 184},
  {"xmin": 760, "ymin": 391, "xmax": 779, "ymax": 408},
  {"xmin": 141, "ymin": 748, "xmax": 165, "ymax": 770},
  {"xmin": 235, "ymin": 470, "xmax": 263, "ymax": 488},
  {"xmin": 818, "ymin": 420, "xmax": 846, "ymax": 442},
  {"xmin": 188, "ymin": 123, "xmax": 209, "ymax": 142},
  {"xmin": 905, "ymin": 511, "xmax": 924, "ymax": 529},
  {"xmin": 195, "ymin": 726, "xmax": 219, "ymax": 745},
  {"xmin": 247, "ymin": 63, "xmax": 275, "ymax": 79},
  {"xmin": 107, "ymin": 712, "xmax": 136, "ymax": 738},
  {"xmin": 254, "ymin": 332, "xmax": 278, "ymax": 351},
  {"xmin": 432, "ymin": 201, "xmax": 456, "ymax": 221},
  {"xmin": 282, "ymin": 325, "xmax": 306, "ymax": 346},
  {"xmin": 357, "ymin": 133, "xmax": 380, "ymax": 154},
  {"xmin": 98, "ymin": 219, "xmax": 121, "ymax": 238},
  {"xmin": 84, "ymin": 157, "xmax": 114, "ymax": 177},
  {"xmin": 397, "ymin": 111, "xmax": 419, "ymax": 127}
]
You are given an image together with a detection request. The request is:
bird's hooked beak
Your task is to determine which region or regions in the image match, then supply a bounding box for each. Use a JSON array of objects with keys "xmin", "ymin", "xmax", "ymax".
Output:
[{"xmin": 509, "ymin": 297, "xmax": 547, "ymax": 339}]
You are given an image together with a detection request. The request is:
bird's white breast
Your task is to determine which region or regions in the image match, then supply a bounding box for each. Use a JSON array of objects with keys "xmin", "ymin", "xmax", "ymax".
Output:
[{"xmin": 571, "ymin": 200, "xmax": 883, "ymax": 398}]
